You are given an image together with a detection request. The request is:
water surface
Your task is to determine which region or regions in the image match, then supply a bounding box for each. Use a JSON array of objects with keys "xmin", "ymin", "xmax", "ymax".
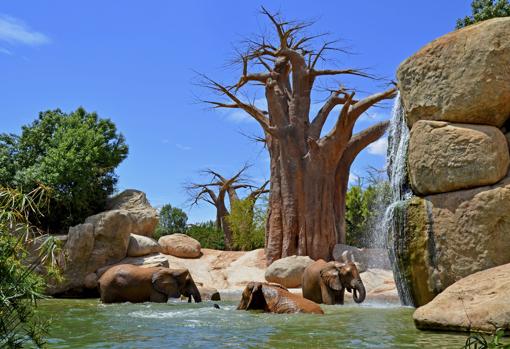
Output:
[{"xmin": 37, "ymin": 299, "xmax": 466, "ymax": 348}]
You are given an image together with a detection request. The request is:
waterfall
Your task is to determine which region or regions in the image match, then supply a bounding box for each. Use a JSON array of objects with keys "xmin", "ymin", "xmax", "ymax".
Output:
[{"xmin": 384, "ymin": 93, "xmax": 414, "ymax": 306}]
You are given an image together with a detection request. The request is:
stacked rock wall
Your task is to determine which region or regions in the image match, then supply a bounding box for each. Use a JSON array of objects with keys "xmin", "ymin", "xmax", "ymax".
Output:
[{"xmin": 395, "ymin": 17, "xmax": 510, "ymax": 306}]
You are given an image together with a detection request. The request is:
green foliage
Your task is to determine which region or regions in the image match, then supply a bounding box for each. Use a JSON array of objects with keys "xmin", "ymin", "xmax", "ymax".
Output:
[
  {"xmin": 228, "ymin": 197, "xmax": 266, "ymax": 251},
  {"xmin": 345, "ymin": 179, "xmax": 391, "ymax": 248},
  {"xmin": 456, "ymin": 0, "xmax": 510, "ymax": 28},
  {"xmin": 0, "ymin": 108, "xmax": 128, "ymax": 232},
  {"xmin": 154, "ymin": 204, "xmax": 188, "ymax": 239},
  {"xmin": 464, "ymin": 328, "xmax": 510, "ymax": 348},
  {"xmin": 0, "ymin": 185, "xmax": 62, "ymax": 348},
  {"xmin": 186, "ymin": 221, "xmax": 225, "ymax": 250}
]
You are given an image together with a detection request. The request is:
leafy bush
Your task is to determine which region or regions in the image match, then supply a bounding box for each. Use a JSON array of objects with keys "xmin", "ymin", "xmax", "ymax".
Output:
[
  {"xmin": 456, "ymin": 0, "xmax": 510, "ymax": 28},
  {"xmin": 0, "ymin": 185, "xmax": 62, "ymax": 348},
  {"xmin": 464, "ymin": 328, "xmax": 510, "ymax": 348},
  {"xmin": 186, "ymin": 221, "xmax": 225, "ymax": 250},
  {"xmin": 228, "ymin": 197, "xmax": 266, "ymax": 251},
  {"xmin": 0, "ymin": 108, "xmax": 128, "ymax": 232},
  {"xmin": 154, "ymin": 204, "xmax": 188, "ymax": 239}
]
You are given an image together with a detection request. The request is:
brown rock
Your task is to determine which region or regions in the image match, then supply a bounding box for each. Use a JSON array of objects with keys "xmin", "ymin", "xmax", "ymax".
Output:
[
  {"xmin": 84, "ymin": 273, "xmax": 98, "ymax": 289},
  {"xmin": 397, "ymin": 17, "xmax": 510, "ymax": 127},
  {"xmin": 85, "ymin": 209, "xmax": 133, "ymax": 268},
  {"xmin": 127, "ymin": 234, "xmax": 161, "ymax": 257},
  {"xmin": 408, "ymin": 121, "xmax": 509, "ymax": 195},
  {"xmin": 413, "ymin": 263, "xmax": 510, "ymax": 333},
  {"xmin": 106, "ymin": 189, "xmax": 159, "ymax": 237},
  {"xmin": 264, "ymin": 255, "xmax": 314, "ymax": 288},
  {"xmin": 159, "ymin": 233, "xmax": 201, "ymax": 258},
  {"xmin": 393, "ymin": 175, "xmax": 510, "ymax": 306},
  {"xmin": 197, "ymin": 286, "xmax": 221, "ymax": 301}
]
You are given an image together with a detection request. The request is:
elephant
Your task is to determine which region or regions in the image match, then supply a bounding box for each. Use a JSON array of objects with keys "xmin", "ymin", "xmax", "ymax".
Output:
[
  {"xmin": 237, "ymin": 282, "xmax": 324, "ymax": 314},
  {"xmin": 98, "ymin": 264, "xmax": 202, "ymax": 304},
  {"xmin": 302, "ymin": 259, "xmax": 366, "ymax": 305}
]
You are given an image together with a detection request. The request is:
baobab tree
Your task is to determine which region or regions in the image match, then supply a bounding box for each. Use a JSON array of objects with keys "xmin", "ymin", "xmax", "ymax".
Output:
[
  {"xmin": 186, "ymin": 166, "xmax": 268, "ymax": 250},
  {"xmin": 203, "ymin": 8, "xmax": 396, "ymax": 264}
]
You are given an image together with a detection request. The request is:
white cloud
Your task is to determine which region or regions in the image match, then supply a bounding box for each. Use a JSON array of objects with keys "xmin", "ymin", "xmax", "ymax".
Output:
[
  {"xmin": 0, "ymin": 14, "xmax": 50, "ymax": 46},
  {"xmin": 176, "ymin": 143, "xmax": 192, "ymax": 151},
  {"xmin": 367, "ymin": 137, "xmax": 388, "ymax": 156}
]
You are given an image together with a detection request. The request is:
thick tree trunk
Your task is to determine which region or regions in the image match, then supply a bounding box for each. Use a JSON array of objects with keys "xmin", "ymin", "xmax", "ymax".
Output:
[{"xmin": 266, "ymin": 136, "xmax": 339, "ymax": 264}]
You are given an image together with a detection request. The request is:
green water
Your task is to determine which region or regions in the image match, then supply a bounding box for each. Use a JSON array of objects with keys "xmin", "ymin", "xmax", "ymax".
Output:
[{"xmin": 37, "ymin": 299, "xmax": 466, "ymax": 348}]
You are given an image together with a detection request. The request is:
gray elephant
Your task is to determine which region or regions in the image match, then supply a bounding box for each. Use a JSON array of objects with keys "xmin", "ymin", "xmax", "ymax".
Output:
[
  {"xmin": 302, "ymin": 260, "xmax": 366, "ymax": 305},
  {"xmin": 98, "ymin": 264, "xmax": 202, "ymax": 303}
]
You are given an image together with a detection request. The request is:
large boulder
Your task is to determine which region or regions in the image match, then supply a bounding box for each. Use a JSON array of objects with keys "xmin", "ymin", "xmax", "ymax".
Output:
[
  {"xmin": 159, "ymin": 233, "xmax": 201, "ymax": 258},
  {"xmin": 264, "ymin": 255, "xmax": 314, "ymax": 288},
  {"xmin": 414, "ymin": 263, "xmax": 510, "ymax": 333},
  {"xmin": 84, "ymin": 209, "xmax": 134, "ymax": 268},
  {"xmin": 390, "ymin": 176, "xmax": 510, "ymax": 306},
  {"xmin": 397, "ymin": 17, "xmax": 510, "ymax": 127},
  {"xmin": 106, "ymin": 189, "xmax": 158, "ymax": 237},
  {"xmin": 47, "ymin": 210, "xmax": 134, "ymax": 295},
  {"xmin": 127, "ymin": 234, "xmax": 161, "ymax": 257},
  {"xmin": 408, "ymin": 121, "xmax": 509, "ymax": 195}
]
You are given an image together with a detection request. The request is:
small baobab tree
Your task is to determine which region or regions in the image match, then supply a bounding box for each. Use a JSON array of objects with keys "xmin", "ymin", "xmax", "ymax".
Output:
[
  {"xmin": 186, "ymin": 166, "xmax": 268, "ymax": 250},
  {"xmin": 202, "ymin": 8, "xmax": 396, "ymax": 264}
]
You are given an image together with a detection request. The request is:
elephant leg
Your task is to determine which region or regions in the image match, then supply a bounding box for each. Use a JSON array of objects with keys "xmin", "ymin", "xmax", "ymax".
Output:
[
  {"xmin": 150, "ymin": 290, "xmax": 167, "ymax": 303},
  {"xmin": 320, "ymin": 285, "xmax": 335, "ymax": 305}
]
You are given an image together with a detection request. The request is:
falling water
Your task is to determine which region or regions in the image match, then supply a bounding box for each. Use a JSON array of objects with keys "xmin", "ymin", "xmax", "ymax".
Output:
[{"xmin": 383, "ymin": 93, "xmax": 414, "ymax": 306}]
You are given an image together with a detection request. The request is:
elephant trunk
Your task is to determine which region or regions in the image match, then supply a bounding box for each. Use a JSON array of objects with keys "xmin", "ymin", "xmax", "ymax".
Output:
[
  {"xmin": 188, "ymin": 280, "xmax": 202, "ymax": 303},
  {"xmin": 351, "ymin": 279, "xmax": 366, "ymax": 304}
]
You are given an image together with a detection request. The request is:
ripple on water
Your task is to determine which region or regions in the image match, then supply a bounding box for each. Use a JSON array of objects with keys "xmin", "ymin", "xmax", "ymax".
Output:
[{"xmin": 37, "ymin": 299, "xmax": 466, "ymax": 349}]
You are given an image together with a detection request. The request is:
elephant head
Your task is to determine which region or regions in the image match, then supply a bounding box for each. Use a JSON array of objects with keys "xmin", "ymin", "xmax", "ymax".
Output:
[
  {"xmin": 152, "ymin": 268, "xmax": 202, "ymax": 303},
  {"xmin": 237, "ymin": 282, "xmax": 270, "ymax": 311},
  {"xmin": 320, "ymin": 261, "xmax": 366, "ymax": 303}
]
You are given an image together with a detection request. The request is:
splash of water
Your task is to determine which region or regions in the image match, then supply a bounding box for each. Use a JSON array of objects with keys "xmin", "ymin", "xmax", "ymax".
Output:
[{"xmin": 384, "ymin": 93, "xmax": 414, "ymax": 306}]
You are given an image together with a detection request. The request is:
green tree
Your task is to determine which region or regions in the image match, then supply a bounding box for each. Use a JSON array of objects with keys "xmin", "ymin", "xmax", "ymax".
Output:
[
  {"xmin": 186, "ymin": 221, "xmax": 225, "ymax": 250},
  {"xmin": 0, "ymin": 108, "xmax": 128, "ymax": 232},
  {"xmin": 0, "ymin": 185, "xmax": 62, "ymax": 348},
  {"xmin": 227, "ymin": 196, "xmax": 266, "ymax": 251},
  {"xmin": 345, "ymin": 178, "xmax": 391, "ymax": 248},
  {"xmin": 456, "ymin": 0, "xmax": 510, "ymax": 28},
  {"xmin": 345, "ymin": 183, "xmax": 368, "ymax": 247},
  {"xmin": 155, "ymin": 204, "xmax": 188, "ymax": 239}
]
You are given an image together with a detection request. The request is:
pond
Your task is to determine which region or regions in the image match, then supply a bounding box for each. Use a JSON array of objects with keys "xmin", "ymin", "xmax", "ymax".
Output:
[{"xmin": 37, "ymin": 299, "xmax": 466, "ymax": 348}]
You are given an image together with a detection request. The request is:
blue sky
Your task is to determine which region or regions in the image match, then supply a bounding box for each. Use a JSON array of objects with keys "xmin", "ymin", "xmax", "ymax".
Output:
[{"xmin": 0, "ymin": 1, "xmax": 470, "ymax": 222}]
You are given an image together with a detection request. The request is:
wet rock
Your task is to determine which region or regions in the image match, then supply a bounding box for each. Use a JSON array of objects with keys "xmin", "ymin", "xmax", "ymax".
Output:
[{"xmin": 391, "ymin": 177, "xmax": 510, "ymax": 306}]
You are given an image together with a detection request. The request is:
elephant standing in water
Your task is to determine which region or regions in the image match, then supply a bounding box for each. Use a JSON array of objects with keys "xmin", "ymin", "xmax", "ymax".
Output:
[
  {"xmin": 302, "ymin": 260, "xmax": 366, "ymax": 305},
  {"xmin": 98, "ymin": 264, "xmax": 202, "ymax": 303},
  {"xmin": 237, "ymin": 282, "xmax": 324, "ymax": 314}
]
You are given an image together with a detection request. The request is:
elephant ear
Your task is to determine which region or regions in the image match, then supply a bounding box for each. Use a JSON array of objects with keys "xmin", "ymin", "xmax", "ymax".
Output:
[
  {"xmin": 246, "ymin": 283, "xmax": 266, "ymax": 310},
  {"xmin": 152, "ymin": 270, "xmax": 180, "ymax": 298},
  {"xmin": 320, "ymin": 267, "xmax": 342, "ymax": 291}
]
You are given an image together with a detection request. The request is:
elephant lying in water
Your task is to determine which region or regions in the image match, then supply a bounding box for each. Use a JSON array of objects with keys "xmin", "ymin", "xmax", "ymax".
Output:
[
  {"xmin": 98, "ymin": 264, "xmax": 202, "ymax": 304},
  {"xmin": 302, "ymin": 260, "xmax": 366, "ymax": 305},
  {"xmin": 237, "ymin": 282, "xmax": 323, "ymax": 314}
]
